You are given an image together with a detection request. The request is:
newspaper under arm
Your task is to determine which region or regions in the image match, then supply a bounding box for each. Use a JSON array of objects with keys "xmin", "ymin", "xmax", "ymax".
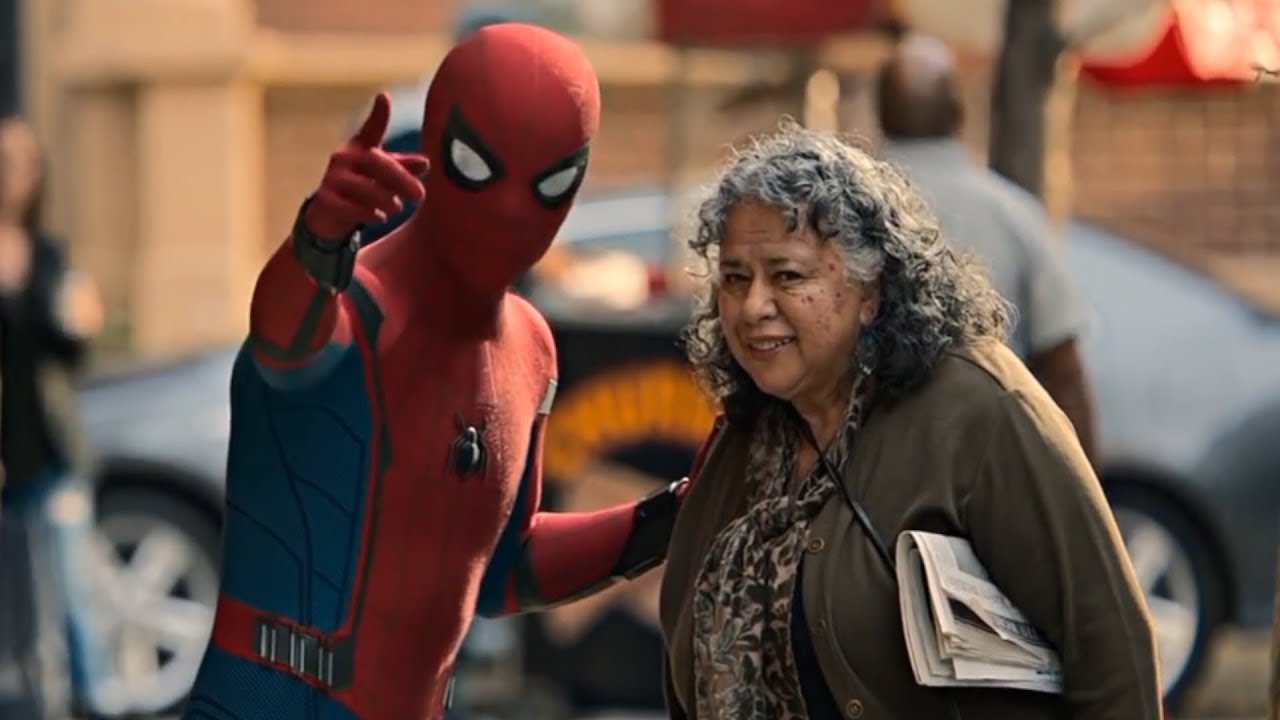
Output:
[{"xmin": 895, "ymin": 530, "xmax": 1065, "ymax": 694}]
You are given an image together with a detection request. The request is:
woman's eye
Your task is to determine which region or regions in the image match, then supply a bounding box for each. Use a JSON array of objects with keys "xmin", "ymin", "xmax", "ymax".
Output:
[
  {"xmin": 775, "ymin": 271, "xmax": 802, "ymax": 283},
  {"xmin": 722, "ymin": 273, "xmax": 749, "ymax": 284}
]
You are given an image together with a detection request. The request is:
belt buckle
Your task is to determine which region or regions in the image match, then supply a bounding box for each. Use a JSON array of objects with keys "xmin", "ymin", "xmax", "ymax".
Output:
[{"xmin": 254, "ymin": 618, "xmax": 335, "ymax": 687}]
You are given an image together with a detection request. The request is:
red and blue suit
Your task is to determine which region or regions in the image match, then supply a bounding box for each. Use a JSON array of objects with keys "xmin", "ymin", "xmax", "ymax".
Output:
[{"xmin": 181, "ymin": 24, "xmax": 687, "ymax": 720}]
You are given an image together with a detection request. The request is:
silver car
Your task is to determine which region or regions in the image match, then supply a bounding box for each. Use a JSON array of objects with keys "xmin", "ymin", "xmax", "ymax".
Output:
[{"xmin": 79, "ymin": 187, "xmax": 1280, "ymax": 714}]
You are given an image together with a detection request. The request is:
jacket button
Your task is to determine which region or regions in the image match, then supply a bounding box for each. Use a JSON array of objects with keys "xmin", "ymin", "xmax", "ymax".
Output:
[
  {"xmin": 807, "ymin": 537, "xmax": 825, "ymax": 553},
  {"xmin": 845, "ymin": 699, "xmax": 864, "ymax": 718}
]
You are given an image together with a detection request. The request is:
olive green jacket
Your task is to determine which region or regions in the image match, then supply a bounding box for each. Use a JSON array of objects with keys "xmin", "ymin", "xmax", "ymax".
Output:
[{"xmin": 660, "ymin": 340, "xmax": 1162, "ymax": 720}]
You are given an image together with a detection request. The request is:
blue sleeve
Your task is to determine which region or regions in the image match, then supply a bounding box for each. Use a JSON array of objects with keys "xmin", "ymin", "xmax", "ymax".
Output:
[{"xmin": 474, "ymin": 418, "xmax": 542, "ymax": 617}]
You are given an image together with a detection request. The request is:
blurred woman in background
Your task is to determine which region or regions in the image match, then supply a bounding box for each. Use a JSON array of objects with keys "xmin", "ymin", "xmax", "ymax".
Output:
[{"xmin": 0, "ymin": 112, "xmax": 110, "ymax": 720}]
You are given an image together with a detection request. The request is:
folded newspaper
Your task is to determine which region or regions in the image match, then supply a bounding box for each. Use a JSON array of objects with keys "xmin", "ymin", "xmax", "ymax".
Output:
[{"xmin": 895, "ymin": 531, "xmax": 1064, "ymax": 694}]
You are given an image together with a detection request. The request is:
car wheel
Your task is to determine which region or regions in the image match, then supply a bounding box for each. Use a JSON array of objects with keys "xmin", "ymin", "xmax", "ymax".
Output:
[
  {"xmin": 91, "ymin": 487, "xmax": 220, "ymax": 717},
  {"xmin": 1106, "ymin": 484, "xmax": 1222, "ymax": 709}
]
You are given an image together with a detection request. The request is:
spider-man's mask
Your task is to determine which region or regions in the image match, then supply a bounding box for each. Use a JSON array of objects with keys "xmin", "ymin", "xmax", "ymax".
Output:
[{"xmin": 419, "ymin": 23, "xmax": 600, "ymax": 292}]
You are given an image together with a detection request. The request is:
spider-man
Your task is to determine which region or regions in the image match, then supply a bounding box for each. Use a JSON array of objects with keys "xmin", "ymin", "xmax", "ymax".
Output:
[{"xmin": 181, "ymin": 23, "xmax": 696, "ymax": 720}]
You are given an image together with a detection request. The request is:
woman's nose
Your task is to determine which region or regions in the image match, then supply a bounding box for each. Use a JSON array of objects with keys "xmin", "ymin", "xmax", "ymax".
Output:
[{"xmin": 742, "ymin": 278, "xmax": 777, "ymax": 321}]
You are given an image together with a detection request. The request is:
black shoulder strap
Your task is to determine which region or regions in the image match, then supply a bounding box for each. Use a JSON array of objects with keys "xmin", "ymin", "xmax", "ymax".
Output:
[
  {"xmin": 796, "ymin": 418, "xmax": 895, "ymax": 573},
  {"xmin": 796, "ymin": 416, "xmax": 964, "ymax": 720}
]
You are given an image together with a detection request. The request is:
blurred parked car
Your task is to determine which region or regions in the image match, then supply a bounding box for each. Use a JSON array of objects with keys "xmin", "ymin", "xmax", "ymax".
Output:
[{"xmin": 78, "ymin": 186, "xmax": 1280, "ymax": 715}]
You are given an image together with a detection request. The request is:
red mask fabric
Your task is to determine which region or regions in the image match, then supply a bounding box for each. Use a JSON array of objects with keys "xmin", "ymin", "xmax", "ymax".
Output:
[{"xmin": 419, "ymin": 23, "xmax": 601, "ymax": 292}]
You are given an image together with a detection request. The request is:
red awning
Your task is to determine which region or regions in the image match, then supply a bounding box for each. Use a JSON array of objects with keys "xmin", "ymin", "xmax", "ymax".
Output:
[
  {"xmin": 655, "ymin": 0, "xmax": 881, "ymax": 47},
  {"xmin": 1081, "ymin": 0, "xmax": 1280, "ymax": 87}
]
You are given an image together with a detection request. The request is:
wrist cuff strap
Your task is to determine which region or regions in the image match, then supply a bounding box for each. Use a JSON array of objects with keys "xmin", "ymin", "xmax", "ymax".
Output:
[{"xmin": 292, "ymin": 195, "xmax": 360, "ymax": 293}]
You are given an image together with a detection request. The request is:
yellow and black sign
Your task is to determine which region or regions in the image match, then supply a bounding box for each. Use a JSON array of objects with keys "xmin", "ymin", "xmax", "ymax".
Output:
[{"xmin": 543, "ymin": 359, "xmax": 718, "ymax": 482}]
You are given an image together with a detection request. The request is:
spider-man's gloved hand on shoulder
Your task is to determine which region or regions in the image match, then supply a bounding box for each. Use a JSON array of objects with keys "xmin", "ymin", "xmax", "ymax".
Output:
[
  {"xmin": 614, "ymin": 475, "xmax": 691, "ymax": 580},
  {"xmin": 613, "ymin": 419, "xmax": 722, "ymax": 579}
]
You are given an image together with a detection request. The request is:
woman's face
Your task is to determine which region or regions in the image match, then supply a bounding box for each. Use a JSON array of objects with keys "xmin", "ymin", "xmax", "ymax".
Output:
[
  {"xmin": 0, "ymin": 118, "xmax": 41, "ymax": 220},
  {"xmin": 717, "ymin": 201, "xmax": 879, "ymax": 409}
]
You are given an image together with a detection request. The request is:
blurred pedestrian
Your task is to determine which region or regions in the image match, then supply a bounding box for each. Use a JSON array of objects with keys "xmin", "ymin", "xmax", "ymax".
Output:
[
  {"xmin": 874, "ymin": 34, "xmax": 1099, "ymax": 465},
  {"xmin": 659, "ymin": 122, "xmax": 1162, "ymax": 719},
  {"xmin": 0, "ymin": 112, "xmax": 112, "ymax": 719}
]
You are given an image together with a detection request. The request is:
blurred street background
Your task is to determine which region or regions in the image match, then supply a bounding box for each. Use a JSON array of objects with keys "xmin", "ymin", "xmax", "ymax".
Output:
[{"xmin": 1, "ymin": 0, "xmax": 1279, "ymax": 719}]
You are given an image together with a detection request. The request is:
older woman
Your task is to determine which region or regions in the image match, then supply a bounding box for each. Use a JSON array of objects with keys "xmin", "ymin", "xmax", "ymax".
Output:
[{"xmin": 659, "ymin": 123, "xmax": 1161, "ymax": 720}]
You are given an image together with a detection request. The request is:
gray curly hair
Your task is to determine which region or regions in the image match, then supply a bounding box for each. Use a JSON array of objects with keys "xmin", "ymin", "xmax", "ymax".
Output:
[{"xmin": 682, "ymin": 120, "xmax": 1011, "ymax": 423}]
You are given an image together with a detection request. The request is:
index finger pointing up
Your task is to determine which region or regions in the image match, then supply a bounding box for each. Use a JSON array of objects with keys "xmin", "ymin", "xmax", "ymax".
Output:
[{"xmin": 352, "ymin": 92, "xmax": 392, "ymax": 149}]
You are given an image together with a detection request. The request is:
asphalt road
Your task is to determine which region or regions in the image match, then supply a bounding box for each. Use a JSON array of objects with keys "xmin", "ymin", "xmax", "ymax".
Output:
[{"xmin": 1175, "ymin": 629, "xmax": 1270, "ymax": 720}]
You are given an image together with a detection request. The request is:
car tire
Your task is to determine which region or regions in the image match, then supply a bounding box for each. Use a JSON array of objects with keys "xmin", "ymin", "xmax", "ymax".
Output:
[
  {"xmin": 91, "ymin": 486, "xmax": 222, "ymax": 718},
  {"xmin": 1105, "ymin": 483, "xmax": 1223, "ymax": 711}
]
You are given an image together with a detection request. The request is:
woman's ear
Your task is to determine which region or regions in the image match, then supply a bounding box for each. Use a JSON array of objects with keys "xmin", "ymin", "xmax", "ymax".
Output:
[{"xmin": 860, "ymin": 279, "xmax": 882, "ymax": 327}]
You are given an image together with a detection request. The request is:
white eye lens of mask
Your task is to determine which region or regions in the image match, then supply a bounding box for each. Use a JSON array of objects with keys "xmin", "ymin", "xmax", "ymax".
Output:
[
  {"xmin": 450, "ymin": 139, "xmax": 492, "ymax": 182},
  {"xmin": 537, "ymin": 166, "xmax": 580, "ymax": 199}
]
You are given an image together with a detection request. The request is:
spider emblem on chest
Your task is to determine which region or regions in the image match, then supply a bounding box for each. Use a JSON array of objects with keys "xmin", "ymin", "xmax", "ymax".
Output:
[{"xmin": 449, "ymin": 413, "xmax": 488, "ymax": 478}]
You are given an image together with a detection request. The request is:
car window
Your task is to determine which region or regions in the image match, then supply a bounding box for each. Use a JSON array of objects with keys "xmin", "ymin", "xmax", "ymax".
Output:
[
  {"xmin": 561, "ymin": 230, "xmax": 672, "ymax": 264},
  {"xmin": 557, "ymin": 190, "xmax": 677, "ymax": 258}
]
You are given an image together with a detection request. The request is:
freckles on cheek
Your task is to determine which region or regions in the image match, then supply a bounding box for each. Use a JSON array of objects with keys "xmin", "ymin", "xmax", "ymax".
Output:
[
  {"xmin": 825, "ymin": 292, "xmax": 841, "ymax": 329},
  {"xmin": 807, "ymin": 289, "xmax": 833, "ymax": 331}
]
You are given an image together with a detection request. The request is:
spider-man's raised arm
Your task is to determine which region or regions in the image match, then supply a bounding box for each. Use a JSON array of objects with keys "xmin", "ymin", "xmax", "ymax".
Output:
[
  {"xmin": 247, "ymin": 222, "xmax": 353, "ymax": 371},
  {"xmin": 474, "ymin": 304, "xmax": 722, "ymax": 617},
  {"xmin": 249, "ymin": 92, "xmax": 427, "ymax": 371}
]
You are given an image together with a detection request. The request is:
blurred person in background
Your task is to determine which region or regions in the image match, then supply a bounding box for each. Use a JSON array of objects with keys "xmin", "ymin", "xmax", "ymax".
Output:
[
  {"xmin": 0, "ymin": 113, "xmax": 112, "ymax": 720},
  {"xmin": 874, "ymin": 34, "xmax": 1098, "ymax": 464},
  {"xmin": 660, "ymin": 122, "xmax": 1160, "ymax": 719}
]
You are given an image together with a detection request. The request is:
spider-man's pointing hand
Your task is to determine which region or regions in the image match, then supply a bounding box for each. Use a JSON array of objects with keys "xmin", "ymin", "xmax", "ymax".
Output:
[{"xmin": 304, "ymin": 91, "xmax": 430, "ymax": 239}]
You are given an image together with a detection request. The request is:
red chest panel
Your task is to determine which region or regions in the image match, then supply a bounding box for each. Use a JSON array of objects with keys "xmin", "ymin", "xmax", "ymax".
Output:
[{"xmin": 338, "ymin": 288, "xmax": 548, "ymax": 719}]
